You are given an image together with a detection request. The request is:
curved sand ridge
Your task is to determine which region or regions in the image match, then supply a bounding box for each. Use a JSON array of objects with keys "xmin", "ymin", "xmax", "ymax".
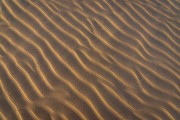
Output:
[{"xmin": 0, "ymin": 0, "xmax": 179, "ymax": 120}]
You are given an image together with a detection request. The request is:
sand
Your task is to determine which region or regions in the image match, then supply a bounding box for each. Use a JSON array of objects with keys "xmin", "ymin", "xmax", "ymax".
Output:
[{"xmin": 0, "ymin": 0, "xmax": 179, "ymax": 120}]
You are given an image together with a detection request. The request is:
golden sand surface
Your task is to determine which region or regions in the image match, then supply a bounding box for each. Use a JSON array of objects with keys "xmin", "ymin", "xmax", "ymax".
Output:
[{"xmin": 0, "ymin": 0, "xmax": 179, "ymax": 120}]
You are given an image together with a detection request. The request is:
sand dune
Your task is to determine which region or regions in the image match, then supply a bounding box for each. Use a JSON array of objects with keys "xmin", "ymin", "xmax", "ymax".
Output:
[{"xmin": 0, "ymin": 0, "xmax": 179, "ymax": 120}]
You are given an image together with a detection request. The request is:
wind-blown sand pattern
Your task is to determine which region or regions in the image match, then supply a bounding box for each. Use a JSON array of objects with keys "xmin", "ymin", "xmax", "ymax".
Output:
[{"xmin": 0, "ymin": 0, "xmax": 179, "ymax": 120}]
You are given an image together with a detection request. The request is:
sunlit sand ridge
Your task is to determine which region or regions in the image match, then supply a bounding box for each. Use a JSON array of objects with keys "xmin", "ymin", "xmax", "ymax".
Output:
[{"xmin": 0, "ymin": 0, "xmax": 179, "ymax": 120}]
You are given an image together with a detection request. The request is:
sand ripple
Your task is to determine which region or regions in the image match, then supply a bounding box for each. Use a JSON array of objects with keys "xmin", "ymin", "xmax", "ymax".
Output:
[{"xmin": 0, "ymin": 0, "xmax": 179, "ymax": 120}]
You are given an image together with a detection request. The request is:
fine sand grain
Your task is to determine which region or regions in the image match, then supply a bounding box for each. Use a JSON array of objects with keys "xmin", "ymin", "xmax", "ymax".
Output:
[{"xmin": 0, "ymin": 0, "xmax": 179, "ymax": 120}]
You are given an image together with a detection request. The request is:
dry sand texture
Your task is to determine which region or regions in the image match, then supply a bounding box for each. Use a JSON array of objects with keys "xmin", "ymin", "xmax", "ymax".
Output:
[{"xmin": 0, "ymin": 0, "xmax": 180, "ymax": 120}]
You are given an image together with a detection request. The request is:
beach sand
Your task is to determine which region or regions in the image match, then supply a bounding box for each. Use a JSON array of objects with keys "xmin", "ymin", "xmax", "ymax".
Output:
[{"xmin": 0, "ymin": 0, "xmax": 179, "ymax": 120}]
